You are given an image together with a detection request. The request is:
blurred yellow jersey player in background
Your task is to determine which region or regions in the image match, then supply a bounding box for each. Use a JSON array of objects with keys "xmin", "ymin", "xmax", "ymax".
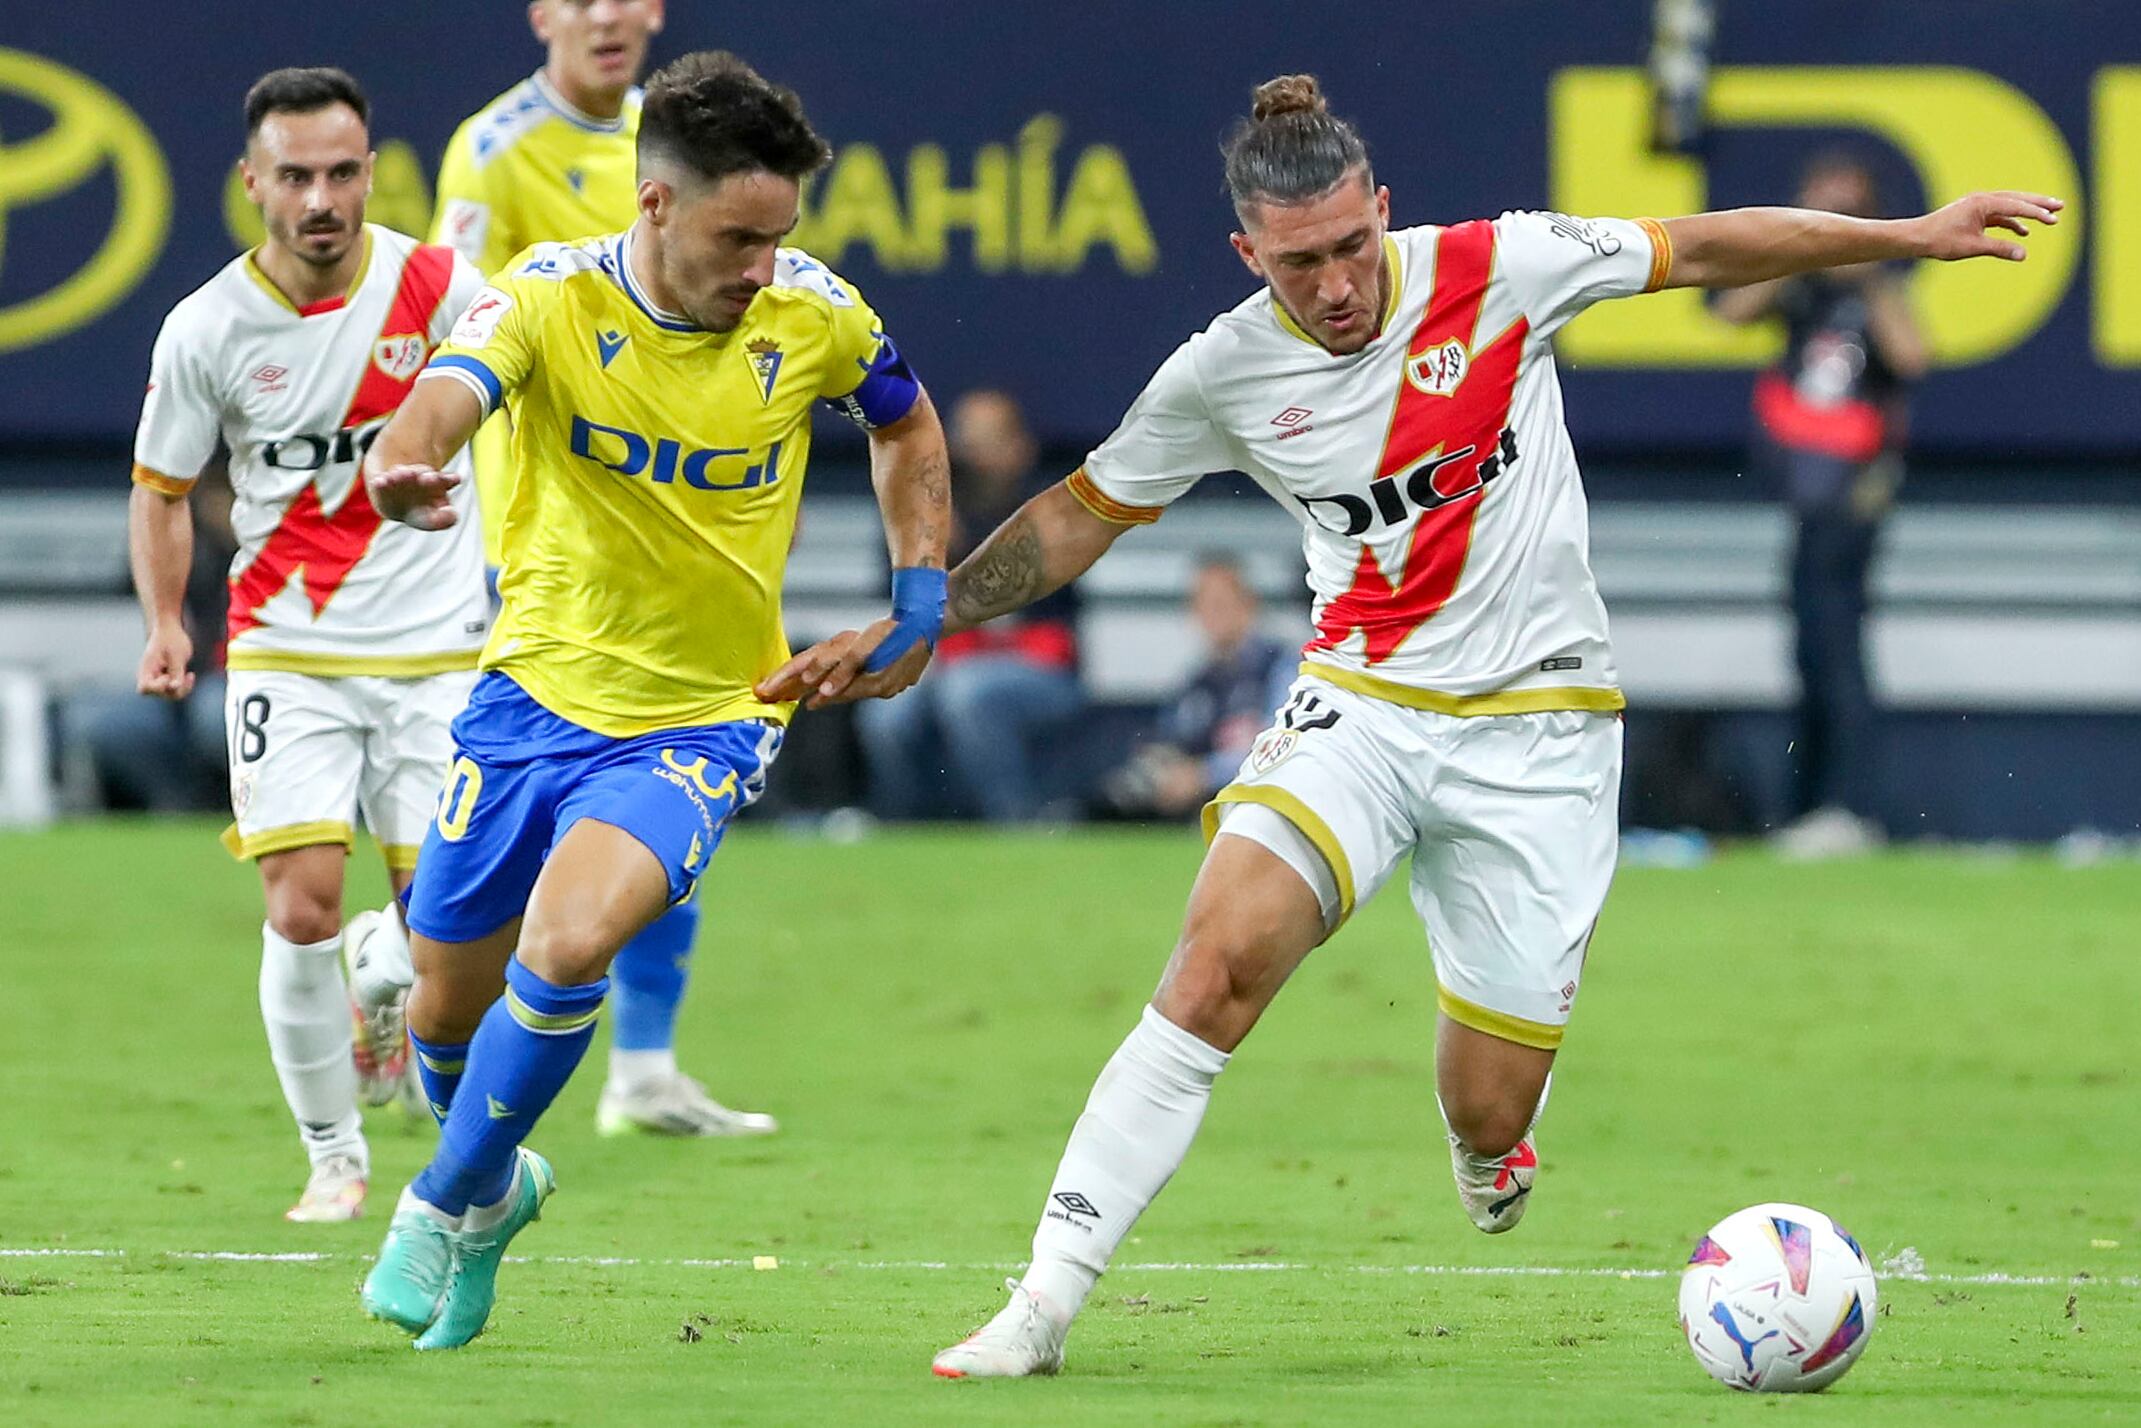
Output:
[
  {"xmin": 431, "ymin": 1, "xmax": 787, "ymax": 1143},
  {"xmin": 433, "ymin": 0, "xmax": 662, "ymax": 569},
  {"xmin": 359, "ymin": 51, "xmax": 949, "ymax": 1350}
]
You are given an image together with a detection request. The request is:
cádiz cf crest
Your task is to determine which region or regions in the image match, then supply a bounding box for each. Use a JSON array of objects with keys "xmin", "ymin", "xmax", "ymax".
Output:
[{"xmin": 747, "ymin": 337, "xmax": 784, "ymax": 405}]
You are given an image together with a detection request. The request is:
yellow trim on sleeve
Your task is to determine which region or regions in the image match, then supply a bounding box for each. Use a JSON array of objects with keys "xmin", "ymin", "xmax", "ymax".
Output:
[
  {"xmin": 1201, "ymin": 783, "xmax": 1357, "ymax": 924},
  {"xmin": 1636, "ymin": 217, "xmax": 1673, "ymax": 293},
  {"xmin": 1065, "ymin": 466, "xmax": 1163, "ymax": 527},
  {"xmin": 378, "ymin": 842, "xmax": 422, "ymax": 874},
  {"xmin": 224, "ymin": 647, "xmax": 483, "ymax": 678},
  {"xmin": 220, "ymin": 819, "xmax": 354, "ymax": 862},
  {"xmin": 1301, "ymin": 661, "xmax": 1626, "ymax": 717},
  {"xmin": 130, "ymin": 463, "xmax": 195, "ymax": 496},
  {"xmin": 1437, "ymin": 984, "xmax": 1565, "ymax": 1051}
]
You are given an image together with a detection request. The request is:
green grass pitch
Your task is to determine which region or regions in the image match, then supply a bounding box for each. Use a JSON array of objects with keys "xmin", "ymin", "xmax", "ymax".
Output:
[{"xmin": 3, "ymin": 820, "xmax": 2135, "ymax": 1425}]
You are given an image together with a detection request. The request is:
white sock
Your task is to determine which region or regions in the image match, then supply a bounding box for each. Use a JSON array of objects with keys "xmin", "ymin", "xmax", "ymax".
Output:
[
  {"xmin": 347, "ymin": 903, "xmax": 413, "ymax": 1010},
  {"xmin": 259, "ymin": 923, "xmax": 364, "ymax": 1168},
  {"xmin": 1022, "ymin": 1005, "xmax": 1230, "ymax": 1320},
  {"xmin": 609, "ymin": 1046, "xmax": 677, "ymax": 1093}
]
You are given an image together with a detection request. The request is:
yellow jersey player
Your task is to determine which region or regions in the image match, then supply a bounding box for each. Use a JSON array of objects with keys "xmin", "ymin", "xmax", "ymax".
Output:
[
  {"xmin": 428, "ymin": 0, "xmax": 770, "ymax": 1142},
  {"xmin": 356, "ymin": 52, "xmax": 949, "ymax": 1351}
]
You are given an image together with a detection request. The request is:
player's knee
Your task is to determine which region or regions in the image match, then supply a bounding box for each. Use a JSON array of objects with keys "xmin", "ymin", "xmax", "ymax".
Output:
[
  {"xmin": 515, "ymin": 919, "xmax": 619, "ymax": 988},
  {"xmin": 1157, "ymin": 921, "xmax": 1273, "ymax": 1048},
  {"xmin": 263, "ymin": 884, "xmax": 342, "ymax": 946}
]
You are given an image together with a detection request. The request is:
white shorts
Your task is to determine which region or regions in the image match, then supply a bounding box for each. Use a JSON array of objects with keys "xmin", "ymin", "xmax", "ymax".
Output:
[
  {"xmin": 1203, "ymin": 673, "xmax": 1623, "ymax": 1050},
  {"xmin": 221, "ymin": 668, "xmax": 478, "ymax": 871}
]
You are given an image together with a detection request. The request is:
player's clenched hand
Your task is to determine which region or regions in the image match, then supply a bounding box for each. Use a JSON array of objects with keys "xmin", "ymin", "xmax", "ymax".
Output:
[
  {"xmin": 1914, "ymin": 191, "xmax": 2063, "ymax": 262},
  {"xmin": 365, "ymin": 463, "xmax": 462, "ymax": 531},
  {"xmin": 755, "ymin": 619, "xmax": 931, "ymax": 710},
  {"xmin": 137, "ymin": 623, "xmax": 194, "ymax": 701}
]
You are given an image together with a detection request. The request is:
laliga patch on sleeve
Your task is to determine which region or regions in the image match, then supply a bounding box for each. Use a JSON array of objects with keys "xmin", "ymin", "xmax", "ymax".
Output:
[
  {"xmin": 450, "ymin": 288, "xmax": 512, "ymax": 349},
  {"xmin": 438, "ymin": 198, "xmax": 491, "ymax": 263}
]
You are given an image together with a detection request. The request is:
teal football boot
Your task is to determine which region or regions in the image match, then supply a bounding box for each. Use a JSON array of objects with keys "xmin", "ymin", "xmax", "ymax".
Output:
[{"xmin": 414, "ymin": 1148, "xmax": 556, "ymax": 1351}]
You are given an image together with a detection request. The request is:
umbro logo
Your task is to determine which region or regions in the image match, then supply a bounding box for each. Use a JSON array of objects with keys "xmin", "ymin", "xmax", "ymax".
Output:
[
  {"xmin": 1051, "ymin": 1191, "xmax": 1101, "ymax": 1219},
  {"xmin": 597, "ymin": 329, "xmax": 628, "ymax": 368},
  {"xmin": 1271, "ymin": 405, "xmax": 1314, "ymax": 440},
  {"xmin": 252, "ymin": 364, "xmax": 289, "ymax": 393}
]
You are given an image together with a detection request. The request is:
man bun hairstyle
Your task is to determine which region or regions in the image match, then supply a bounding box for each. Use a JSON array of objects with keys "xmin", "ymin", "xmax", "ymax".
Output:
[
  {"xmin": 244, "ymin": 67, "xmax": 369, "ymax": 137},
  {"xmin": 639, "ymin": 51, "xmax": 831, "ymax": 186},
  {"xmin": 1223, "ymin": 73, "xmax": 1371, "ymax": 221}
]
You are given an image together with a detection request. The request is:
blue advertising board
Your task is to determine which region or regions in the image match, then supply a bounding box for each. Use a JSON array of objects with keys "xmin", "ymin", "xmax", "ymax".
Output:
[{"xmin": 2, "ymin": 2, "xmax": 2134, "ymax": 453}]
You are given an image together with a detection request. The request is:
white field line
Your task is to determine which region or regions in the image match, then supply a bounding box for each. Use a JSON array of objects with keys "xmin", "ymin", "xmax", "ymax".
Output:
[{"xmin": 2, "ymin": 1246, "xmax": 2134, "ymax": 1289}]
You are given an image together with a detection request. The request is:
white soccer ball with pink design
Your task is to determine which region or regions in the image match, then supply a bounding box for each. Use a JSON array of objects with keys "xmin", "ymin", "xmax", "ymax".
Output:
[{"xmin": 1678, "ymin": 1202, "xmax": 1878, "ymax": 1392}]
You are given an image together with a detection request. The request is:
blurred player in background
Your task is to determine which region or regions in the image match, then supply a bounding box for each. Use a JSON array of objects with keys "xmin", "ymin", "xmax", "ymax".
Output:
[
  {"xmin": 429, "ymin": 0, "xmax": 776, "ymax": 1139},
  {"xmin": 357, "ymin": 53, "xmax": 950, "ymax": 1350},
  {"xmin": 129, "ymin": 69, "xmax": 491, "ymax": 1222},
  {"xmin": 778, "ymin": 74, "xmax": 2058, "ymax": 1377},
  {"xmin": 1715, "ymin": 152, "xmax": 1927, "ymax": 859}
]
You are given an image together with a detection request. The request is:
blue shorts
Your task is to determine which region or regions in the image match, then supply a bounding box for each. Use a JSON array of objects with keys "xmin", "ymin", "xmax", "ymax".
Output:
[{"xmin": 405, "ymin": 673, "xmax": 782, "ymax": 944}]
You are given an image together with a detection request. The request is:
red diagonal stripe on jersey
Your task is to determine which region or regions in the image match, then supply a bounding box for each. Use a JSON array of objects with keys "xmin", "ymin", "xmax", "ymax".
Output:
[
  {"xmin": 1310, "ymin": 221, "xmax": 1527, "ymax": 664},
  {"xmin": 229, "ymin": 245, "xmax": 458, "ymax": 639}
]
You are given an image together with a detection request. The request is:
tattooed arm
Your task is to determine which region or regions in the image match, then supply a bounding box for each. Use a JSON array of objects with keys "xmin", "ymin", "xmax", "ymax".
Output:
[{"xmin": 944, "ymin": 478, "xmax": 1130, "ymax": 634}]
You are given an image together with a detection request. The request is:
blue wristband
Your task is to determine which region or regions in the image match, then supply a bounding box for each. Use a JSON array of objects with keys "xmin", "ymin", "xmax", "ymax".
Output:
[{"xmin": 863, "ymin": 565, "xmax": 948, "ymax": 673}]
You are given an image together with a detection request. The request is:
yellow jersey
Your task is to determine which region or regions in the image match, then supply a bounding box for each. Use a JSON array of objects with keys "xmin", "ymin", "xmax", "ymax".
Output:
[
  {"xmin": 432, "ymin": 70, "xmax": 642, "ymax": 563},
  {"xmin": 421, "ymin": 231, "xmax": 919, "ymax": 736}
]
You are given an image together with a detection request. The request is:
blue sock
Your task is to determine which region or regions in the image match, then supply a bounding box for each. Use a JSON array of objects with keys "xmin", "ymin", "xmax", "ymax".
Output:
[
  {"xmin": 411, "ymin": 960, "xmax": 606, "ymax": 1215},
  {"xmin": 609, "ymin": 902, "xmax": 698, "ymax": 1053},
  {"xmin": 409, "ymin": 1031, "xmax": 470, "ymax": 1125}
]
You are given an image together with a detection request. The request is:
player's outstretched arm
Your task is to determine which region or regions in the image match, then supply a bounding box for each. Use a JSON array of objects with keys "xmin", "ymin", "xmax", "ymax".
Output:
[
  {"xmin": 945, "ymin": 479, "xmax": 1128, "ymax": 634},
  {"xmin": 755, "ymin": 394, "xmax": 953, "ymax": 709},
  {"xmin": 361, "ymin": 376, "xmax": 484, "ymax": 531},
  {"xmin": 1660, "ymin": 191, "xmax": 2063, "ymax": 291},
  {"xmin": 756, "ymin": 475, "xmax": 1127, "ymax": 710},
  {"xmin": 127, "ymin": 483, "xmax": 195, "ymax": 700}
]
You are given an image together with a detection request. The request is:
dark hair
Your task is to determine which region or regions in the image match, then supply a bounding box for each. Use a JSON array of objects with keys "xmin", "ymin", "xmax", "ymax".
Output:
[
  {"xmin": 638, "ymin": 51, "xmax": 830, "ymax": 185},
  {"xmin": 1222, "ymin": 74, "xmax": 1371, "ymax": 221},
  {"xmin": 1800, "ymin": 147, "xmax": 1881, "ymax": 209},
  {"xmin": 244, "ymin": 67, "xmax": 369, "ymax": 137}
]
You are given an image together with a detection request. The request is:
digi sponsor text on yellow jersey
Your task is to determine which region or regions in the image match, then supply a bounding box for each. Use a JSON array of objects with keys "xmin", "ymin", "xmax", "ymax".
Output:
[{"xmin": 420, "ymin": 231, "xmax": 920, "ymax": 737}]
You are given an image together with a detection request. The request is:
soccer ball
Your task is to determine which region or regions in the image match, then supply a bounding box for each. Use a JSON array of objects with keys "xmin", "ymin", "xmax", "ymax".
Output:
[{"xmin": 1678, "ymin": 1202, "xmax": 1878, "ymax": 1392}]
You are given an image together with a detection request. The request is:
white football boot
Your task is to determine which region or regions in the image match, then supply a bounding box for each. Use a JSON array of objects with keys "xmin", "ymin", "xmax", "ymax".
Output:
[
  {"xmin": 594, "ymin": 1073, "xmax": 779, "ymax": 1138},
  {"xmin": 342, "ymin": 910, "xmax": 412, "ymax": 1108},
  {"xmin": 1449, "ymin": 1134, "xmax": 1538, "ymax": 1233},
  {"xmin": 932, "ymin": 1279, "xmax": 1069, "ymax": 1379},
  {"xmin": 1445, "ymin": 1075, "xmax": 1549, "ymax": 1234},
  {"xmin": 286, "ymin": 1152, "xmax": 367, "ymax": 1223}
]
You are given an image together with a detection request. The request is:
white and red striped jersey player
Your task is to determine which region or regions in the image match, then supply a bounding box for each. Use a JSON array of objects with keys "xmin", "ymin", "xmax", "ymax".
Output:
[
  {"xmin": 1069, "ymin": 210, "xmax": 1672, "ymax": 1047},
  {"xmin": 132, "ymin": 224, "xmax": 490, "ymax": 868}
]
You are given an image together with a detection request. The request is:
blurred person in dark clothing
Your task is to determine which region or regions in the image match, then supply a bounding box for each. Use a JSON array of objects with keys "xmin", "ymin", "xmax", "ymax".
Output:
[
  {"xmin": 73, "ymin": 467, "xmax": 237, "ymax": 810},
  {"xmin": 1714, "ymin": 152, "xmax": 1927, "ymax": 857},
  {"xmin": 858, "ymin": 390, "xmax": 1083, "ymax": 821},
  {"xmin": 1105, "ymin": 554, "xmax": 1293, "ymax": 819}
]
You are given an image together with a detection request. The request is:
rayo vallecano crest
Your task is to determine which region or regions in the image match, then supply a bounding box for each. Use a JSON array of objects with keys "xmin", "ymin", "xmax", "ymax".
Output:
[
  {"xmin": 747, "ymin": 337, "xmax": 784, "ymax": 405},
  {"xmin": 373, "ymin": 333, "xmax": 429, "ymax": 383}
]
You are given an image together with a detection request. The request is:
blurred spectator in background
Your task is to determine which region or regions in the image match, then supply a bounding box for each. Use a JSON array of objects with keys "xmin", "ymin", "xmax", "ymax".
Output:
[
  {"xmin": 858, "ymin": 390, "xmax": 1083, "ymax": 822},
  {"xmin": 1102, "ymin": 554, "xmax": 1293, "ymax": 820},
  {"xmin": 1714, "ymin": 151, "xmax": 1926, "ymax": 858},
  {"xmin": 67, "ymin": 466, "xmax": 237, "ymax": 810}
]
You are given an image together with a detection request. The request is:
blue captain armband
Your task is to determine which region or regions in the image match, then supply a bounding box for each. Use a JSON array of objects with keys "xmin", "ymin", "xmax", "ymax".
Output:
[
  {"xmin": 863, "ymin": 566, "xmax": 947, "ymax": 673},
  {"xmin": 825, "ymin": 335, "xmax": 921, "ymax": 430}
]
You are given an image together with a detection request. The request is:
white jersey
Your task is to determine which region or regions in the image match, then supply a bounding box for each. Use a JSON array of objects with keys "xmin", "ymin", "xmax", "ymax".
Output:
[
  {"xmin": 133, "ymin": 224, "xmax": 491, "ymax": 677},
  {"xmin": 1073, "ymin": 211, "xmax": 1672, "ymax": 715}
]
